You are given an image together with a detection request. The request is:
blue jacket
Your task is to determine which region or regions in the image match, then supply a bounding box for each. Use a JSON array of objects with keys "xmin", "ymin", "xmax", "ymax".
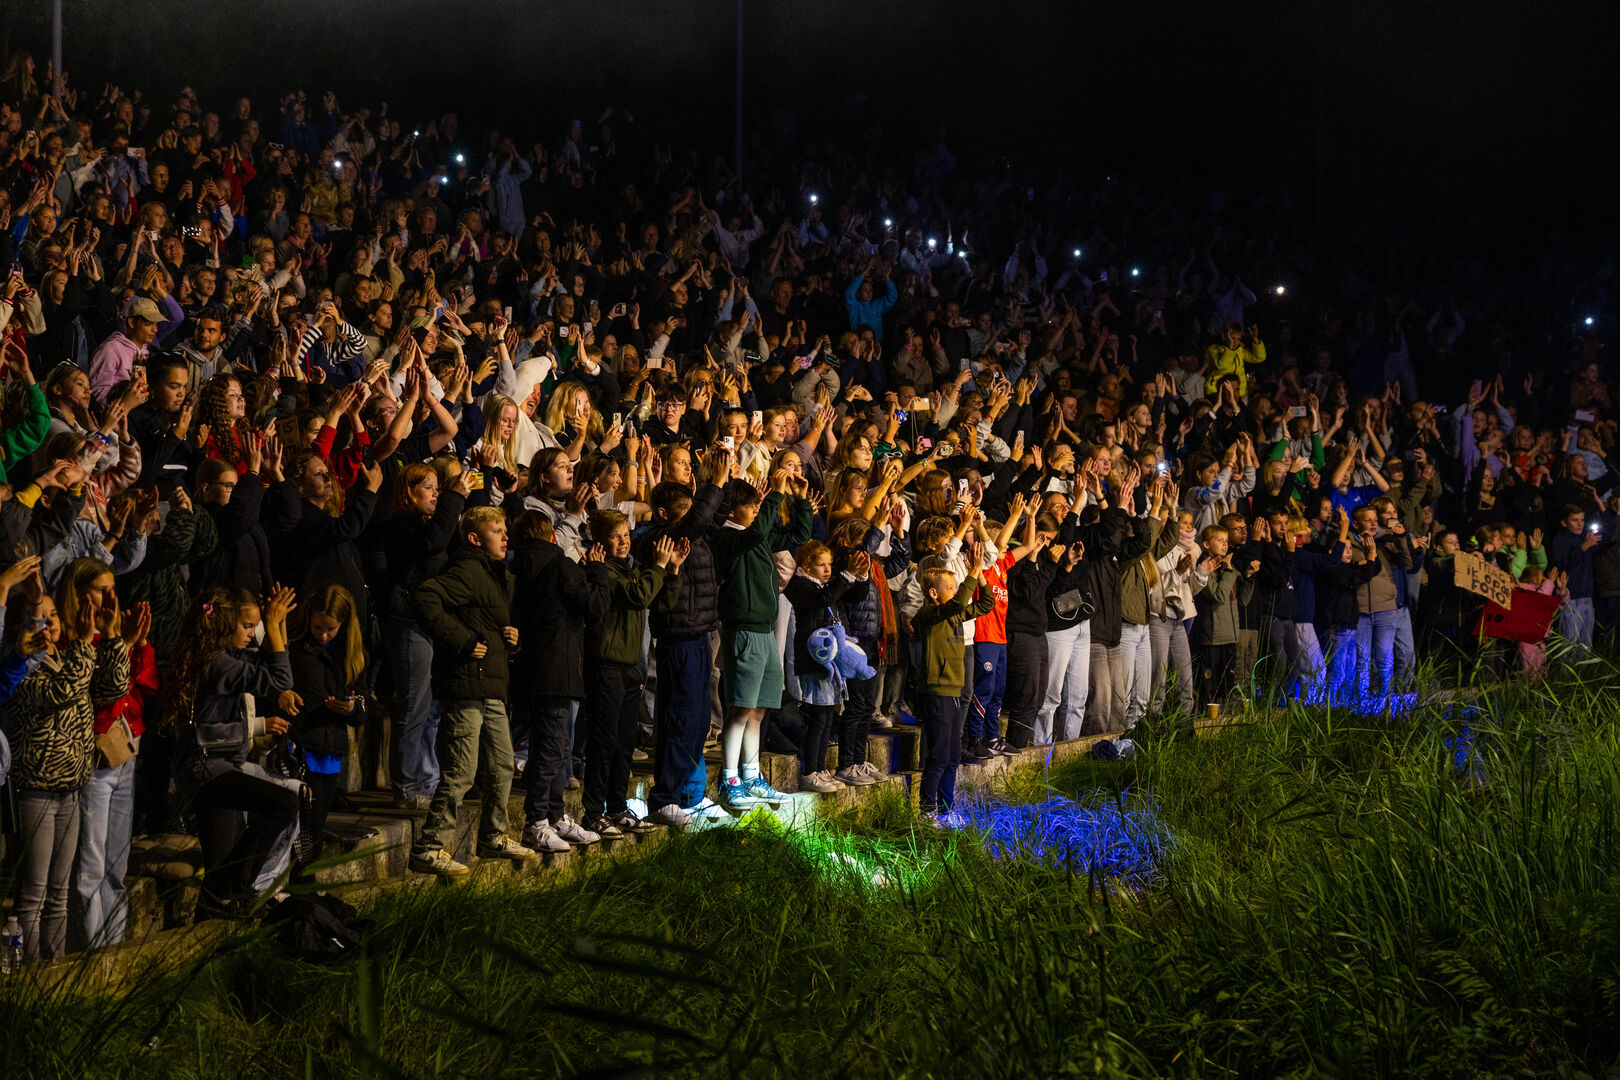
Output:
[{"xmin": 844, "ymin": 276, "xmax": 897, "ymax": 334}]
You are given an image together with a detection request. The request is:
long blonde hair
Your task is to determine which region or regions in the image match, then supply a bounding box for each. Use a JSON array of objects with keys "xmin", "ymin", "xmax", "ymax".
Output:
[
  {"xmin": 543, "ymin": 383, "xmax": 604, "ymax": 445},
  {"xmin": 479, "ymin": 393, "xmax": 522, "ymax": 474}
]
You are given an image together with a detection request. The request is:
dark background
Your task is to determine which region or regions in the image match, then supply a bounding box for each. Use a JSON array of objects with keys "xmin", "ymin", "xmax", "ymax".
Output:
[{"xmin": 5, "ymin": 0, "xmax": 1617, "ymax": 248}]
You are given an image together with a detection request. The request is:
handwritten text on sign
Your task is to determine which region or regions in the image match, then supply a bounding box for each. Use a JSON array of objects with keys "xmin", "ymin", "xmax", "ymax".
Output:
[{"xmin": 1454, "ymin": 551, "xmax": 1514, "ymax": 609}]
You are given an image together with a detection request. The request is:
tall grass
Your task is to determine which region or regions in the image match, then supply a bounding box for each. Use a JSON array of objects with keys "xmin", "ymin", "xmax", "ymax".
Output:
[{"xmin": 5, "ymin": 669, "xmax": 1620, "ymax": 1079}]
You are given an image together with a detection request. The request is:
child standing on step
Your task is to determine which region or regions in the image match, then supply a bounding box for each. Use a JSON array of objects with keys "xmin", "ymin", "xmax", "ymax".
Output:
[
  {"xmin": 912, "ymin": 543, "xmax": 995, "ymax": 820},
  {"xmin": 784, "ymin": 540, "xmax": 870, "ymax": 793},
  {"xmin": 711, "ymin": 472, "xmax": 813, "ymax": 809}
]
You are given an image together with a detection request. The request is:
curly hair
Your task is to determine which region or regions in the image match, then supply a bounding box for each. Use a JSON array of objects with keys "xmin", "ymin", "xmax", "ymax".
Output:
[
  {"xmin": 198, "ymin": 373, "xmax": 250, "ymax": 467},
  {"xmin": 161, "ymin": 587, "xmax": 258, "ymax": 733}
]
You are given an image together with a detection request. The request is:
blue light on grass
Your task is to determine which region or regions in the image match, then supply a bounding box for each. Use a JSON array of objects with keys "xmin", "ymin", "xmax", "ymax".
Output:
[{"xmin": 952, "ymin": 796, "xmax": 1169, "ymax": 886}]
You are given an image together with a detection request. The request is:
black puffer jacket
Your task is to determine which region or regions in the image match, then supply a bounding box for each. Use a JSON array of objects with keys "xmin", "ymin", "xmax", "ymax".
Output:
[
  {"xmin": 842, "ymin": 525, "xmax": 910, "ymax": 646},
  {"xmin": 510, "ymin": 536, "xmax": 611, "ymax": 700},
  {"xmin": 414, "ymin": 545, "xmax": 516, "ymax": 700},
  {"xmin": 636, "ymin": 482, "xmax": 723, "ymax": 640}
]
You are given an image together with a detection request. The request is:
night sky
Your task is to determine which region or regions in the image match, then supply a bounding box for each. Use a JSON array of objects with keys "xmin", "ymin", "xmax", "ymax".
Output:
[{"xmin": 7, "ymin": 0, "xmax": 1616, "ymax": 245}]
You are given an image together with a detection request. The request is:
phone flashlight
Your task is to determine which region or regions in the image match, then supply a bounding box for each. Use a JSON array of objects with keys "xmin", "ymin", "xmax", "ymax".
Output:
[
  {"xmin": 1590, "ymin": 522, "xmax": 1602, "ymax": 535},
  {"xmin": 1275, "ymin": 285, "xmax": 1287, "ymax": 296},
  {"xmin": 412, "ymin": 129, "xmax": 420, "ymax": 137},
  {"xmin": 883, "ymin": 217, "xmax": 893, "ymax": 227},
  {"xmin": 927, "ymin": 237, "xmax": 937, "ymax": 250},
  {"xmin": 808, "ymin": 193, "xmax": 819, "ymax": 205},
  {"xmin": 455, "ymin": 153, "xmax": 465, "ymax": 164},
  {"xmin": 1585, "ymin": 316, "xmax": 1596, "ymax": 327},
  {"xmin": 1130, "ymin": 267, "xmax": 1141, "ymax": 278},
  {"xmin": 1072, "ymin": 248, "xmax": 1081, "ymax": 258},
  {"xmin": 1155, "ymin": 460, "xmax": 1169, "ymax": 476}
]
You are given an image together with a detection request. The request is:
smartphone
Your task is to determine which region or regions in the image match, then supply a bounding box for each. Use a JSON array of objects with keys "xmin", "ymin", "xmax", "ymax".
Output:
[
  {"xmin": 647, "ymin": 356, "xmax": 663, "ymax": 370},
  {"xmin": 1589, "ymin": 522, "xmax": 1602, "ymax": 535},
  {"xmin": 1155, "ymin": 460, "xmax": 1169, "ymax": 476},
  {"xmin": 361, "ymin": 442, "xmax": 377, "ymax": 468},
  {"xmin": 751, "ymin": 409, "xmax": 763, "ymax": 427},
  {"xmin": 795, "ymin": 356, "xmax": 814, "ymax": 371},
  {"xmin": 611, "ymin": 413, "xmax": 623, "ymax": 432},
  {"xmin": 127, "ymin": 146, "xmax": 146, "ymax": 159},
  {"xmin": 722, "ymin": 435, "xmax": 735, "ymax": 450},
  {"xmin": 917, "ymin": 437, "xmax": 933, "ymax": 453},
  {"xmin": 1470, "ymin": 380, "xmax": 1483, "ymax": 399},
  {"xmin": 895, "ymin": 409, "xmax": 909, "ymax": 424},
  {"xmin": 956, "ymin": 478, "xmax": 970, "ymax": 498},
  {"xmin": 1012, "ymin": 431, "xmax": 1025, "ymax": 457},
  {"xmin": 611, "ymin": 303, "xmax": 628, "ymax": 318},
  {"xmin": 502, "ymin": 305, "xmax": 513, "ymax": 321},
  {"xmin": 912, "ymin": 399, "xmax": 931, "ymax": 413},
  {"xmin": 559, "ymin": 325, "xmax": 569, "ymax": 339},
  {"xmin": 1290, "ymin": 406, "xmax": 1308, "ymax": 418}
]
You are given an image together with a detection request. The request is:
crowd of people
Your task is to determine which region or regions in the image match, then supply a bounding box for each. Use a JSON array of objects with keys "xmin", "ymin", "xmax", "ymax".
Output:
[{"xmin": 0, "ymin": 48, "xmax": 1614, "ymax": 962}]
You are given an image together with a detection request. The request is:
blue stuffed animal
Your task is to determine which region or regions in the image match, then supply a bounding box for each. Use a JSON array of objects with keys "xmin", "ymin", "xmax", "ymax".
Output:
[{"xmin": 807, "ymin": 623, "xmax": 876, "ymax": 682}]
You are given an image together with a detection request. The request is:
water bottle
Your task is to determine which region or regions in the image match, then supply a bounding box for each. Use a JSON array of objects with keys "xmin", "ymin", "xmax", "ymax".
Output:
[{"xmin": 1, "ymin": 916, "xmax": 21, "ymax": 974}]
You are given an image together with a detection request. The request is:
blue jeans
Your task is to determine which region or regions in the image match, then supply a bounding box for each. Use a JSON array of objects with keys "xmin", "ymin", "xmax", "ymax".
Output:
[
  {"xmin": 75, "ymin": 756, "xmax": 137, "ymax": 949},
  {"xmin": 651, "ymin": 635, "xmax": 712, "ymax": 811},
  {"xmin": 386, "ymin": 619, "xmax": 440, "ymax": 798},
  {"xmin": 1119, "ymin": 623, "xmax": 1152, "ymax": 728},
  {"xmin": 1561, "ymin": 596, "xmax": 1595, "ymax": 648},
  {"xmin": 970, "ymin": 642, "xmax": 1007, "ymax": 743},
  {"xmin": 1355, "ymin": 609, "xmax": 1401, "ymax": 700},
  {"xmin": 1392, "ymin": 607, "xmax": 1416, "ymax": 689}
]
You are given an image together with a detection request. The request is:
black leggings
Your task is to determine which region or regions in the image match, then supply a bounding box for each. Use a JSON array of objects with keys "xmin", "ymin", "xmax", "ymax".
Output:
[{"xmin": 189, "ymin": 769, "xmax": 301, "ymax": 897}]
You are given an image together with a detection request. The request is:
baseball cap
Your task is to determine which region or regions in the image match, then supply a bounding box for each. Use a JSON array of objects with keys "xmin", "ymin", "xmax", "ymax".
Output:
[{"xmin": 127, "ymin": 297, "xmax": 164, "ymax": 324}]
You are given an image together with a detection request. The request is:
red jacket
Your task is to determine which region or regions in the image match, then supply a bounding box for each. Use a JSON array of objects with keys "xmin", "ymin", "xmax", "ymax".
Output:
[{"xmin": 93, "ymin": 641, "xmax": 159, "ymax": 738}]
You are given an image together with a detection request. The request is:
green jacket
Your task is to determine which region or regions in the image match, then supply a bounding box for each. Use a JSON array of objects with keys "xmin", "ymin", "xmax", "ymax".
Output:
[
  {"xmin": 416, "ymin": 545, "xmax": 516, "ymax": 700},
  {"xmin": 587, "ymin": 557, "xmax": 676, "ymax": 666},
  {"xmin": 0, "ymin": 383, "xmax": 49, "ymax": 486},
  {"xmin": 1193, "ymin": 566, "xmax": 1255, "ymax": 646},
  {"xmin": 711, "ymin": 492, "xmax": 812, "ymax": 633},
  {"xmin": 914, "ymin": 582, "xmax": 996, "ymax": 697}
]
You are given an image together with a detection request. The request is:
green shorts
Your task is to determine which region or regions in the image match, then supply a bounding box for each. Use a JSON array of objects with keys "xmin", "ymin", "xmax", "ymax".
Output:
[{"xmin": 720, "ymin": 628, "xmax": 784, "ymax": 710}]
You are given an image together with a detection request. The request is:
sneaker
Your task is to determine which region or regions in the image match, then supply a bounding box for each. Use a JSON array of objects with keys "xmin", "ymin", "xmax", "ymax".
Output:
[
  {"xmin": 959, "ymin": 743, "xmax": 987, "ymax": 765},
  {"xmin": 582, "ymin": 813, "xmax": 624, "ymax": 839},
  {"xmin": 393, "ymin": 792, "xmax": 432, "ymax": 812},
  {"xmin": 817, "ymin": 769, "xmax": 847, "ymax": 789},
  {"xmin": 409, "ymin": 849, "xmax": 470, "ymax": 877},
  {"xmin": 742, "ymin": 775, "xmax": 787, "ymax": 803},
  {"xmin": 477, "ymin": 835, "xmax": 538, "ymax": 861},
  {"xmin": 553, "ymin": 815, "xmax": 600, "ymax": 845},
  {"xmin": 799, "ymin": 771, "xmax": 840, "ymax": 794},
  {"xmin": 609, "ymin": 809, "xmax": 655, "ymax": 833},
  {"xmin": 986, "ymin": 737, "xmax": 1016, "ymax": 757},
  {"xmin": 683, "ymin": 798, "xmax": 733, "ymax": 821},
  {"xmin": 859, "ymin": 761, "xmax": 885, "ymax": 778},
  {"xmin": 646, "ymin": 803, "xmax": 693, "ymax": 827},
  {"xmin": 835, "ymin": 764, "xmax": 880, "ymax": 786},
  {"xmin": 631, "ymin": 748, "xmax": 650, "ymax": 763},
  {"xmin": 522, "ymin": 821, "xmax": 571, "ymax": 854},
  {"xmin": 870, "ymin": 713, "xmax": 894, "ymax": 729},
  {"xmin": 722, "ymin": 778, "xmax": 766, "ymax": 808}
]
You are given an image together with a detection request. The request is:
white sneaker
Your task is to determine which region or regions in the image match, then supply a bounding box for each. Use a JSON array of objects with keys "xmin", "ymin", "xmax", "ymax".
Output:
[
  {"xmin": 553, "ymin": 814, "xmax": 600, "ymax": 845},
  {"xmin": 409, "ymin": 849, "xmax": 470, "ymax": 877},
  {"xmin": 799, "ymin": 771, "xmax": 839, "ymax": 794},
  {"xmin": 818, "ymin": 769, "xmax": 847, "ymax": 789},
  {"xmin": 683, "ymin": 798, "xmax": 732, "ymax": 821},
  {"xmin": 646, "ymin": 803, "xmax": 693, "ymax": 827},
  {"xmin": 860, "ymin": 761, "xmax": 884, "ymax": 778},
  {"xmin": 835, "ymin": 765, "xmax": 880, "ymax": 787},
  {"xmin": 870, "ymin": 713, "xmax": 894, "ymax": 729},
  {"xmin": 522, "ymin": 821, "xmax": 571, "ymax": 853}
]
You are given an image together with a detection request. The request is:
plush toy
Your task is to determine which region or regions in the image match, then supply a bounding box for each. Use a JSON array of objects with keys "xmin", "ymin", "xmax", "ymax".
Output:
[{"xmin": 807, "ymin": 623, "xmax": 876, "ymax": 683}]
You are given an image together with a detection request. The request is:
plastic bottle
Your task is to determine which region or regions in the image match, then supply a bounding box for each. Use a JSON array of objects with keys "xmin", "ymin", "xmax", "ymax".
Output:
[{"xmin": 1, "ymin": 916, "xmax": 21, "ymax": 974}]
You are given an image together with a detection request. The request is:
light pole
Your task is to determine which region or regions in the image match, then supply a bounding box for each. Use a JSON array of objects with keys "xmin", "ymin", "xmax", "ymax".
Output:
[
  {"xmin": 735, "ymin": 0, "xmax": 745, "ymax": 186},
  {"xmin": 52, "ymin": 0, "xmax": 63, "ymax": 97}
]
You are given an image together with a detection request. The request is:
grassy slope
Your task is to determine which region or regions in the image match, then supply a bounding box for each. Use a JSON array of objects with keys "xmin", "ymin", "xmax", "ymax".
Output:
[{"xmin": 7, "ymin": 673, "xmax": 1620, "ymax": 1079}]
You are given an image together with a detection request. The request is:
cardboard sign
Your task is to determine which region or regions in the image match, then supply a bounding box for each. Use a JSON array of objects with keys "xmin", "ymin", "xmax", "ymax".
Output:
[
  {"xmin": 1474, "ymin": 589, "xmax": 1560, "ymax": 644},
  {"xmin": 1454, "ymin": 551, "xmax": 1514, "ymax": 609}
]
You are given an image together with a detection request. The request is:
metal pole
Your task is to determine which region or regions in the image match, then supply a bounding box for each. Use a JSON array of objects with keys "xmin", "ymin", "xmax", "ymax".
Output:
[
  {"xmin": 735, "ymin": 0, "xmax": 745, "ymax": 186},
  {"xmin": 52, "ymin": 0, "xmax": 63, "ymax": 97}
]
